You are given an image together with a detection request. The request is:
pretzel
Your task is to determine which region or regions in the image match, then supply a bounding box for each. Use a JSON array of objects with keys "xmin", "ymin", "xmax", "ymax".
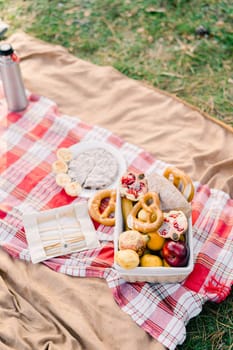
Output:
[
  {"xmin": 88, "ymin": 189, "xmax": 116, "ymax": 226},
  {"xmin": 127, "ymin": 192, "xmax": 163, "ymax": 234},
  {"xmin": 163, "ymin": 167, "xmax": 195, "ymax": 202}
]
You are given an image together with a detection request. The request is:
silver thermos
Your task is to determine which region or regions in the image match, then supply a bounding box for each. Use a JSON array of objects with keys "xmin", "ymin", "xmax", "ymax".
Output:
[{"xmin": 0, "ymin": 43, "xmax": 28, "ymax": 111}]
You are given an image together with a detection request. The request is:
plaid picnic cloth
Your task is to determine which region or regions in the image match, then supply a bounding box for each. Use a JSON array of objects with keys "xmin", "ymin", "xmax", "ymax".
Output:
[{"xmin": 0, "ymin": 86, "xmax": 232, "ymax": 350}]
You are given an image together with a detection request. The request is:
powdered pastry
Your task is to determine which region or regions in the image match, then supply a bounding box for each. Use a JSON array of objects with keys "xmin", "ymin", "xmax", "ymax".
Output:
[{"xmin": 68, "ymin": 148, "xmax": 118, "ymax": 190}]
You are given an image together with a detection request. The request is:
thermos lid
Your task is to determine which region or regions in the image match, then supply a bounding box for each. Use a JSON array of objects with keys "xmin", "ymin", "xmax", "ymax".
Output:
[{"xmin": 0, "ymin": 43, "xmax": 14, "ymax": 56}]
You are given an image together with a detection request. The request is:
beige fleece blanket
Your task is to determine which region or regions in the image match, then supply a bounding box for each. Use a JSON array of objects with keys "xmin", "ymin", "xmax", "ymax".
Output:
[{"xmin": 0, "ymin": 32, "xmax": 232, "ymax": 350}]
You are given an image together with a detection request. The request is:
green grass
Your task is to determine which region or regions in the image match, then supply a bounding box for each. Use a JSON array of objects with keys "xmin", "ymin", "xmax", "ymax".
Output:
[
  {"xmin": 0, "ymin": 0, "xmax": 233, "ymax": 126},
  {"xmin": 0, "ymin": 1, "xmax": 232, "ymax": 349},
  {"xmin": 179, "ymin": 295, "xmax": 233, "ymax": 350}
]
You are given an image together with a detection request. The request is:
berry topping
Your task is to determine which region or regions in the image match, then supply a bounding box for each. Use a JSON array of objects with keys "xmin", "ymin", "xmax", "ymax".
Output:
[{"xmin": 121, "ymin": 172, "xmax": 136, "ymax": 186}]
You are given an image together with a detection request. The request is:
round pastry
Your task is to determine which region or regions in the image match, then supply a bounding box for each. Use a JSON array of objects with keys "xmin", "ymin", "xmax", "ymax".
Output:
[
  {"xmin": 115, "ymin": 249, "xmax": 140, "ymax": 269},
  {"xmin": 56, "ymin": 147, "xmax": 73, "ymax": 162},
  {"xmin": 127, "ymin": 192, "xmax": 164, "ymax": 234},
  {"xmin": 158, "ymin": 210, "xmax": 188, "ymax": 241},
  {"xmin": 88, "ymin": 189, "xmax": 116, "ymax": 226},
  {"xmin": 163, "ymin": 167, "xmax": 195, "ymax": 202},
  {"xmin": 118, "ymin": 230, "xmax": 148, "ymax": 256},
  {"xmin": 120, "ymin": 171, "xmax": 148, "ymax": 201},
  {"xmin": 55, "ymin": 173, "xmax": 71, "ymax": 187},
  {"xmin": 64, "ymin": 181, "xmax": 82, "ymax": 197},
  {"xmin": 52, "ymin": 159, "xmax": 68, "ymax": 174}
]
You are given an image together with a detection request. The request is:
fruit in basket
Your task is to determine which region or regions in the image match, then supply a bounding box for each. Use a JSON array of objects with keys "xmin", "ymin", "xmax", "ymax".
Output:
[
  {"xmin": 120, "ymin": 171, "xmax": 148, "ymax": 201},
  {"xmin": 147, "ymin": 232, "xmax": 165, "ymax": 251},
  {"xmin": 163, "ymin": 259, "xmax": 171, "ymax": 267},
  {"xmin": 115, "ymin": 249, "xmax": 140, "ymax": 269},
  {"xmin": 162, "ymin": 239, "xmax": 189, "ymax": 267},
  {"xmin": 140, "ymin": 254, "xmax": 163, "ymax": 267},
  {"xmin": 158, "ymin": 210, "xmax": 188, "ymax": 241},
  {"xmin": 121, "ymin": 197, "xmax": 133, "ymax": 230},
  {"xmin": 118, "ymin": 230, "xmax": 148, "ymax": 256}
]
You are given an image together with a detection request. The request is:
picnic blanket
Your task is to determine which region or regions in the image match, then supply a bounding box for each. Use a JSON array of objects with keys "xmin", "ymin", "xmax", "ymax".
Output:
[{"xmin": 0, "ymin": 32, "xmax": 232, "ymax": 350}]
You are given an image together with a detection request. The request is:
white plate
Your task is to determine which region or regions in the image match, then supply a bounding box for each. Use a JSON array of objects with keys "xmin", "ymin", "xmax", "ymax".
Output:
[{"xmin": 69, "ymin": 141, "xmax": 127, "ymax": 198}]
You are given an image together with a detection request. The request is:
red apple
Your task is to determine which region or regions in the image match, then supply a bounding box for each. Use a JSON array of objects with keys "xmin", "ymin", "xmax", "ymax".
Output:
[{"xmin": 162, "ymin": 239, "xmax": 189, "ymax": 267}]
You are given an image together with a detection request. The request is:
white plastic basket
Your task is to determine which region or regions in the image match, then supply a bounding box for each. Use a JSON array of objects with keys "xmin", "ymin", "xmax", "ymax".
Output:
[{"xmin": 114, "ymin": 190, "xmax": 194, "ymax": 283}]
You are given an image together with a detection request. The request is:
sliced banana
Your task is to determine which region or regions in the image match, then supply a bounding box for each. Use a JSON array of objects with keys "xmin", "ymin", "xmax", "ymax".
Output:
[
  {"xmin": 55, "ymin": 173, "xmax": 71, "ymax": 187},
  {"xmin": 65, "ymin": 182, "xmax": 82, "ymax": 197},
  {"xmin": 56, "ymin": 148, "xmax": 73, "ymax": 162},
  {"xmin": 52, "ymin": 160, "xmax": 68, "ymax": 174}
]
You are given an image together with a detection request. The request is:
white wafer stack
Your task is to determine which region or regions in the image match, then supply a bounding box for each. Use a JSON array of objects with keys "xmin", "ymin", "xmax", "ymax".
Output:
[{"xmin": 23, "ymin": 202, "xmax": 100, "ymax": 263}]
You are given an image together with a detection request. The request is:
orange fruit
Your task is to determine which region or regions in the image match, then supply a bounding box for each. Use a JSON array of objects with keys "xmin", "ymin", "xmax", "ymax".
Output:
[
  {"xmin": 140, "ymin": 254, "xmax": 163, "ymax": 267},
  {"xmin": 163, "ymin": 259, "xmax": 171, "ymax": 267},
  {"xmin": 147, "ymin": 232, "xmax": 165, "ymax": 251}
]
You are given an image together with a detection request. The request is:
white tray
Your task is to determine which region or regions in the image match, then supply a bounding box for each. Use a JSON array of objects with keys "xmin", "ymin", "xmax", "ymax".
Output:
[{"xmin": 23, "ymin": 202, "xmax": 100, "ymax": 263}]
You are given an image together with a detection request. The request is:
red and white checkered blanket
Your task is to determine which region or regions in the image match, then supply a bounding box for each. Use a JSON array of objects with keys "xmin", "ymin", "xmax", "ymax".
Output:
[{"xmin": 0, "ymin": 88, "xmax": 232, "ymax": 350}]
